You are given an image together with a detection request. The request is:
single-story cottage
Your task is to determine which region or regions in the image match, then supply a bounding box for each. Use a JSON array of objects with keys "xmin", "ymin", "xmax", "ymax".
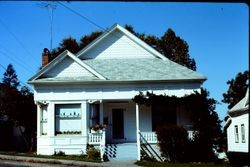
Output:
[{"xmin": 28, "ymin": 24, "xmax": 206, "ymax": 160}]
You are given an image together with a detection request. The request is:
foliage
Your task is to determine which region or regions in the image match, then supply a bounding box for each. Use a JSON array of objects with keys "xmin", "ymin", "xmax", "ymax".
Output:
[
  {"xmin": 0, "ymin": 64, "xmax": 36, "ymax": 152},
  {"xmin": 90, "ymin": 124, "xmax": 106, "ymax": 131},
  {"xmin": 135, "ymin": 160, "xmax": 231, "ymax": 167},
  {"xmin": 222, "ymin": 70, "xmax": 249, "ymax": 109},
  {"xmin": 133, "ymin": 89, "xmax": 222, "ymax": 162},
  {"xmin": 51, "ymin": 31, "xmax": 102, "ymax": 60},
  {"xmin": 125, "ymin": 24, "xmax": 196, "ymax": 71},
  {"xmin": 2, "ymin": 64, "xmax": 20, "ymax": 89},
  {"xmin": 54, "ymin": 150, "xmax": 66, "ymax": 156},
  {"xmin": 156, "ymin": 125, "xmax": 189, "ymax": 162},
  {"xmin": 159, "ymin": 29, "xmax": 196, "ymax": 71},
  {"xmin": 86, "ymin": 144, "xmax": 101, "ymax": 161},
  {"xmin": 51, "ymin": 36, "xmax": 80, "ymax": 60}
]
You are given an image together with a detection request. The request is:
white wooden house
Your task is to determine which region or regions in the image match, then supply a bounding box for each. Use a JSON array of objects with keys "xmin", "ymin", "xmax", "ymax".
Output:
[
  {"xmin": 28, "ymin": 24, "xmax": 206, "ymax": 160},
  {"xmin": 224, "ymin": 88, "xmax": 248, "ymax": 165}
]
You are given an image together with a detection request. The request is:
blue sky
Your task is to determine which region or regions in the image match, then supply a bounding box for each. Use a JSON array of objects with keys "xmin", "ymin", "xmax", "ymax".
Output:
[{"xmin": 0, "ymin": 2, "xmax": 248, "ymax": 123}]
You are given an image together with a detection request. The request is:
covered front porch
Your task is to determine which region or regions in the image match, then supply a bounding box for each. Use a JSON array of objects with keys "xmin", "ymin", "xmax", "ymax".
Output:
[{"xmin": 87, "ymin": 99, "xmax": 195, "ymax": 161}]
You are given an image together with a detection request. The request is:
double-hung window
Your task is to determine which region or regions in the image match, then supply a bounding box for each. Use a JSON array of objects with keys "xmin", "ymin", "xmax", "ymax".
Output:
[
  {"xmin": 241, "ymin": 124, "xmax": 245, "ymax": 143},
  {"xmin": 234, "ymin": 125, "xmax": 239, "ymax": 143}
]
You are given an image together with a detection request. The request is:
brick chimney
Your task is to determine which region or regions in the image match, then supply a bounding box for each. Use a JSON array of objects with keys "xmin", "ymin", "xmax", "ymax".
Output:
[{"xmin": 42, "ymin": 48, "xmax": 50, "ymax": 68}]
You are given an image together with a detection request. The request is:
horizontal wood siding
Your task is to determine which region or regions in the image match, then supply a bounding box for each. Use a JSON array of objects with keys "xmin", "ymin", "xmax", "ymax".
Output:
[
  {"xmin": 34, "ymin": 83, "xmax": 201, "ymax": 101},
  {"xmin": 227, "ymin": 114, "xmax": 249, "ymax": 153},
  {"xmin": 82, "ymin": 29, "xmax": 154, "ymax": 59},
  {"xmin": 43, "ymin": 57, "xmax": 95, "ymax": 78}
]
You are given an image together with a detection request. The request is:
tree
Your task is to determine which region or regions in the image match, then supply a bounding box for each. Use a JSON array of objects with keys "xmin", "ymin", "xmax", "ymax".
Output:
[
  {"xmin": 2, "ymin": 64, "xmax": 20, "ymax": 89},
  {"xmin": 79, "ymin": 31, "xmax": 102, "ymax": 49},
  {"xmin": 0, "ymin": 65, "xmax": 36, "ymax": 151},
  {"xmin": 222, "ymin": 70, "xmax": 249, "ymax": 109},
  {"xmin": 51, "ymin": 31, "xmax": 102, "ymax": 61},
  {"xmin": 51, "ymin": 36, "xmax": 80, "ymax": 60},
  {"xmin": 159, "ymin": 29, "xmax": 196, "ymax": 71}
]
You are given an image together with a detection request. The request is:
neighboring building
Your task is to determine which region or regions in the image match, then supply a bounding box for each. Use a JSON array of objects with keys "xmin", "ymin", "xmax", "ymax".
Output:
[
  {"xmin": 224, "ymin": 88, "xmax": 249, "ymax": 166},
  {"xmin": 28, "ymin": 24, "xmax": 206, "ymax": 160}
]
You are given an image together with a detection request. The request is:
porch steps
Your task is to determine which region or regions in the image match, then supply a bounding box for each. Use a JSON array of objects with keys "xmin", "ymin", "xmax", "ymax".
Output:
[{"xmin": 105, "ymin": 143, "xmax": 138, "ymax": 161}]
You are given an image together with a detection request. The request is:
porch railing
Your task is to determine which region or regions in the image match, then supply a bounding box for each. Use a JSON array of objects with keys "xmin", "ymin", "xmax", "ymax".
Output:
[
  {"xmin": 88, "ymin": 132, "xmax": 102, "ymax": 144},
  {"xmin": 140, "ymin": 131, "xmax": 157, "ymax": 144},
  {"xmin": 88, "ymin": 130, "xmax": 106, "ymax": 161}
]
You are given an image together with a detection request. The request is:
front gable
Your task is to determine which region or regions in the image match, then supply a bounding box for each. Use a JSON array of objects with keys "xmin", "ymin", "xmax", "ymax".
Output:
[
  {"xmin": 42, "ymin": 56, "xmax": 95, "ymax": 78},
  {"xmin": 28, "ymin": 50, "xmax": 106, "ymax": 83},
  {"xmin": 77, "ymin": 24, "xmax": 167, "ymax": 60}
]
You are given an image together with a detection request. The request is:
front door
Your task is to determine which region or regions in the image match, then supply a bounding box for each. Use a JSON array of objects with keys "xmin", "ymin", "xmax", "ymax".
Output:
[{"xmin": 112, "ymin": 109, "xmax": 124, "ymax": 139}]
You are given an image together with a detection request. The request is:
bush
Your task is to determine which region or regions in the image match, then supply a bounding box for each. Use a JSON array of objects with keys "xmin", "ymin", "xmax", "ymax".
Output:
[
  {"xmin": 86, "ymin": 144, "xmax": 100, "ymax": 161},
  {"xmin": 156, "ymin": 124, "xmax": 189, "ymax": 162},
  {"xmin": 54, "ymin": 150, "xmax": 65, "ymax": 156}
]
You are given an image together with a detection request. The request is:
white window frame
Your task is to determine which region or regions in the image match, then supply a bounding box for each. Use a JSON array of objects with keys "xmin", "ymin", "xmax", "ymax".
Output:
[
  {"xmin": 241, "ymin": 124, "xmax": 245, "ymax": 143},
  {"xmin": 234, "ymin": 125, "xmax": 239, "ymax": 143}
]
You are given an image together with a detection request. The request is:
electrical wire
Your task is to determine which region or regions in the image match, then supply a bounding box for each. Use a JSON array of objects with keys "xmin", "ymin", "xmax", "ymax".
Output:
[
  {"xmin": 0, "ymin": 18, "xmax": 39, "ymax": 64},
  {"xmin": 57, "ymin": 2, "xmax": 153, "ymax": 57}
]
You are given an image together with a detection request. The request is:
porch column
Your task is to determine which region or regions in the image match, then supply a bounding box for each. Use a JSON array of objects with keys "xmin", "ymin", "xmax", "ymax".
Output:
[
  {"xmin": 81, "ymin": 101, "xmax": 88, "ymax": 137},
  {"xmin": 136, "ymin": 103, "xmax": 141, "ymax": 160},
  {"xmin": 99, "ymin": 100, "xmax": 103, "ymax": 125},
  {"xmin": 48, "ymin": 103, "xmax": 55, "ymax": 136}
]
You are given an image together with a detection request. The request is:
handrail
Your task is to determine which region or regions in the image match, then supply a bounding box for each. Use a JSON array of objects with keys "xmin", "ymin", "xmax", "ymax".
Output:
[{"xmin": 139, "ymin": 131, "xmax": 163, "ymax": 162}]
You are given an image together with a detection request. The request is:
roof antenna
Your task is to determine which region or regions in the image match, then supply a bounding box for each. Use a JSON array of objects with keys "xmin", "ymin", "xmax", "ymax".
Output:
[{"xmin": 37, "ymin": 2, "xmax": 56, "ymax": 52}]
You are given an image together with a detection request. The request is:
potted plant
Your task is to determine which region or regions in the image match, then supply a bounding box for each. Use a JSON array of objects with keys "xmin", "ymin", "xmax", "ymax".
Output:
[{"xmin": 90, "ymin": 124, "xmax": 106, "ymax": 133}]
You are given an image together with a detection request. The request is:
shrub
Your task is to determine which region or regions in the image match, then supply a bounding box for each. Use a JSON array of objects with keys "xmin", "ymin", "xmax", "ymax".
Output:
[
  {"xmin": 86, "ymin": 144, "xmax": 100, "ymax": 161},
  {"xmin": 54, "ymin": 150, "xmax": 65, "ymax": 156},
  {"xmin": 156, "ymin": 124, "xmax": 189, "ymax": 162}
]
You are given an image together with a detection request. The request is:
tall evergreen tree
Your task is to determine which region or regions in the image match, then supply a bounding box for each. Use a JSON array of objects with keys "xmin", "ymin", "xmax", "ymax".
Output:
[
  {"xmin": 2, "ymin": 64, "xmax": 20, "ymax": 89},
  {"xmin": 222, "ymin": 70, "xmax": 249, "ymax": 109}
]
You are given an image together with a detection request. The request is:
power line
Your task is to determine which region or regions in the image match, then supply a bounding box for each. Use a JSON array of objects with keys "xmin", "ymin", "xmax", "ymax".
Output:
[
  {"xmin": 0, "ymin": 51, "xmax": 35, "ymax": 76},
  {"xmin": 0, "ymin": 44, "xmax": 37, "ymax": 70},
  {"xmin": 57, "ymin": 2, "xmax": 153, "ymax": 57},
  {"xmin": 0, "ymin": 18, "xmax": 38, "ymax": 63},
  {"xmin": 58, "ymin": 2, "xmax": 105, "ymax": 31}
]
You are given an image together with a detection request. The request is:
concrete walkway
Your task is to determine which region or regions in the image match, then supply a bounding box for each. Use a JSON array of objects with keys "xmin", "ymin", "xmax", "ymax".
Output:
[{"xmin": 0, "ymin": 154, "xmax": 139, "ymax": 167}]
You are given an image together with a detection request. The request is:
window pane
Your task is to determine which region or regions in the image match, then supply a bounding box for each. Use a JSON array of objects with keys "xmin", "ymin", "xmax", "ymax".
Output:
[
  {"xmin": 55, "ymin": 104, "xmax": 81, "ymax": 135},
  {"xmin": 234, "ymin": 125, "xmax": 239, "ymax": 143},
  {"xmin": 241, "ymin": 124, "xmax": 245, "ymax": 143}
]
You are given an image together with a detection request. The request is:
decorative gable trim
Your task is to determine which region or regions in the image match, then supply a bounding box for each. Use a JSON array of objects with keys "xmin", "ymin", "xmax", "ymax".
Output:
[
  {"xmin": 76, "ymin": 24, "xmax": 167, "ymax": 60},
  {"xmin": 28, "ymin": 50, "xmax": 106, "ymax": 83}
]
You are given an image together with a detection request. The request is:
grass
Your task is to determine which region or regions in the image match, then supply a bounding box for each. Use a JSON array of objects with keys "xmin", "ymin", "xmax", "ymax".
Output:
[
  {"xmin": 0, "ymin": 151, "xmax": 101, "ymax": 163},
  {"xmin": 135, "ymin": 160, "xmax": 231, "ymax": 167}
]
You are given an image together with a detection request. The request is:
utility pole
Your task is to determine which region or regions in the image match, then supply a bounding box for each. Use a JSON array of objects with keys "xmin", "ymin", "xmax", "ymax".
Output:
[{"xmin": 37, "ymin": 2, "xmax": 56, "ymax": 52}]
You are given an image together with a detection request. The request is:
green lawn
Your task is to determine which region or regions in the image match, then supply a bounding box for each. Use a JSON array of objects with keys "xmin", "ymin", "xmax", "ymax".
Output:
[
  {"xmin": 135, "ymin": 160, "xmax": 231, "ymax": 167},
  {"xmin": 0, "ymin": 151, "xmax": 101, "ymax": 163}
]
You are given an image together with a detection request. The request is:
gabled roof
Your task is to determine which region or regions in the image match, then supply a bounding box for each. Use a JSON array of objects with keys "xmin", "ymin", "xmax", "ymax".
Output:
[
  {"xmin": 28, "ymin": 24, "xmax": 207, "ymax": 85},
  {"xmin": 229, "ymin": 88, "xmax": 249, "ymax": 115},
  {"xmin": 28, "ymin": 50, "xmax": 106, "ymax": 83},
  {"xmin": 76, "ymin": 24, "xmax": 167, "ymax": 60},
  {"xmin": 84, "ymin": 58, "xmax": 206, "ymax": 82}
]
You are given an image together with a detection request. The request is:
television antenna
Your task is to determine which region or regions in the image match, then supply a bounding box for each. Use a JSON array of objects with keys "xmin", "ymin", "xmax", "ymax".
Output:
[{"xmin": 37, "ymin": 2, "xmax": 56, "ymax": 52}]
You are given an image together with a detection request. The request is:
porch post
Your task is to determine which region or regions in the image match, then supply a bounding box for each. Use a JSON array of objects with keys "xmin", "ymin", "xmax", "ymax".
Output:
[
  {"xmin": 81, "ymin": 101, "xmax": 88, "ymax": 137},
  {"xmin": 48, "ymin": 103, "xmax": 55, "ymax": 137},
  {"xmin": 99, "ymin": 100, "xmax": 103, "ymax": 125},
  {"xmin": 136, "ymin": 103, "xmax": 141, "ymax": 160}
]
